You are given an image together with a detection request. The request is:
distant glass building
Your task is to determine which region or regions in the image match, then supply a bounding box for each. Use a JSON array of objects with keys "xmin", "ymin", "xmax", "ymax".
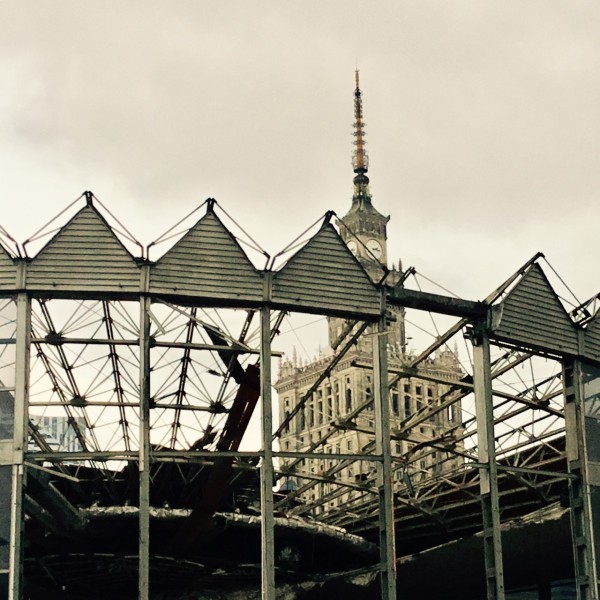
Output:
[{"xmin": 29, "ymin": 415, "xmax": 86, "ymax": 452}]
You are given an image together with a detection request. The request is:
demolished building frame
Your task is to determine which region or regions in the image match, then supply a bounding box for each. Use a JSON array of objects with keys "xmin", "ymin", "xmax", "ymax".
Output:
[{"xmin": 1, "ymin": 192, "xmax": 600, "ymax": 600}]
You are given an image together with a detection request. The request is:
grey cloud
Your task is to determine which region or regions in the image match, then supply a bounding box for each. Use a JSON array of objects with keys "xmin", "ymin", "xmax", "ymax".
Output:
[{"xmin": 0, "ymin": 1, "xmax": 599, "ymax": 301}]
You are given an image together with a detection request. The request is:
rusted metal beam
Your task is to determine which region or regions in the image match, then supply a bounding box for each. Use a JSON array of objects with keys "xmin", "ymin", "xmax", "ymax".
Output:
[
  {"xmin": 171, "ymin": 343, "xmax": 261, "ymax": 553},
  {"xmin": 387, "ymin": 287, "xmax": 487, "ymax": 319}
]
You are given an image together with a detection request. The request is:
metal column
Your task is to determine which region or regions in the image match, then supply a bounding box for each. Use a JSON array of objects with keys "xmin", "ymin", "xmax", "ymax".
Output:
[
  {"xmin": 564, "ymin": 359, "xmax": 599, "ymax": 600},
  {"xmin": 139, "ymin": 293, "xmax": 151, "ymax": 600},
  {"xmin": 260, "ymin": 307, "xmax": 275, "ymax": 599},
  {"xmin": 373, "ymin": 313, "xmax": 397, "ymax": 599},
  {"xmin": 472, "ymin": 324, "xmax": 505, "ymax": 600},
  {"xmin": 8, "ymin": 293, "xmax": 31, "ymax": 600}
]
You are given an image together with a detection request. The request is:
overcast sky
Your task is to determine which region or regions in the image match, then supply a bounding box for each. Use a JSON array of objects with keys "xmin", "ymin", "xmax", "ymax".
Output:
[{"xmin": 1, "ymin": 1, "xmax": 599, "ymax": 306}]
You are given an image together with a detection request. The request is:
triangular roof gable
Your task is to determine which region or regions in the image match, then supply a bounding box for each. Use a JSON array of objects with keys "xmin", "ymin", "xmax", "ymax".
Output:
[
  {"xmin": 491, "ymin": 263, "xmax": 578, "ymax": 355},
  {"xmin": 584, "ymin": 310, "xmax": 600, "ymax": 363},
  {"xmin": 32, "ymin": 204, "xmax": 137, "ymax": 262},
  {"xmin": 0, "ymin": 243, "xmax": 16, "ymax": 290},
  {"xmin": 150, "ymin": 209, "xmax": 263, "ymax": 302},
  {"xmin": 27, "ymin": 204, "xmax": 140, "ymax": 292},
  {"xmin": 272, "ymin": 223, "xmax": 380, "ymax": 317}
]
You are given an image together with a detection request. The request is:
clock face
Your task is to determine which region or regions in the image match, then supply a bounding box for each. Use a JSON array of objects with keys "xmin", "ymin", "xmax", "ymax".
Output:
[
  {"xmin": 366, "ymin": 239, "xmax": 383, "ymax": 259},
  {"xmin": 347, "ymin": 240, "xmax": 358, "ymax": 255}
]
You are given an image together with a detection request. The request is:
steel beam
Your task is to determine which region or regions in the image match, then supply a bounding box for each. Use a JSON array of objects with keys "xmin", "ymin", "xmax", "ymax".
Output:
[
  {"xmin": 373, "ymin": 310, "xmax": 397, "ymax": 600},
  {"xmin": 139, "ymin": 291, "xmax": 151, "ymax": 600},
  {"xmin": 564, "ymin": 359, "xmax": 600, "ymax": 600},
  {"xmin": 260, "ymin": 307, "xmax": 275, "ymax": 599},
  {"xmin": 472, "ymin": 324, "xmax": 505, "ymax": 600},
  {"xmin": 8, "ymin": 293, "xmax": 31, "ymax": 600},
  {"xmin": 388, "ymin": 286, "xmax": 487, "ymax": 319}
]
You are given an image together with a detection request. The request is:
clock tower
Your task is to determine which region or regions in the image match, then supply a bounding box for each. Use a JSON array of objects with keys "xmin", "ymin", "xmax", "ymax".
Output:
[
  {"xmin": 338, "ymin": 71, "xmax": 390, "ymax": 275},
  {"xmin": 275, "ymin": 73, "xmax": 463, "ymax": 516},
  {"xmin": 329, "ymin": 71, "xmax": 405, "ymax": 353}
]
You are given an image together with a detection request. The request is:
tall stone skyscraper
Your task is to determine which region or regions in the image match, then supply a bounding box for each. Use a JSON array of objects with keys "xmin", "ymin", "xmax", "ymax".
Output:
[{"xmin": 275, "ymin": 72, "xmax": 463, "ymax": 516}]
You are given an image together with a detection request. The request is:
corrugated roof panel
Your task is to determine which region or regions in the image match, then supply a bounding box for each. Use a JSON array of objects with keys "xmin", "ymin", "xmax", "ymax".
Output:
[
  {"xmin": 0, "ymin": 246, "xmax": 16, "ymax": 290},
  {"xmin": 151, "ymin": 210, "xmax": 263, "ymax": 303},
  {"xmin": 491, "ymin": 263, "xmax": 578, "ymax": 354},
  {"xmin": 272, "ymin": 223, "xmax": 380, "ymax": 317},
  {"xmin": 27, "ymin": 205, "xmax": 140, "ymax": 293}
]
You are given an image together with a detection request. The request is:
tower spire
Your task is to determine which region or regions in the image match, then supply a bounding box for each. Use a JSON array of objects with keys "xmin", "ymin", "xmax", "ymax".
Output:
[
  {"xmin": 352, "ymin": 70, "xmax": 372, "ymax": 204},
  {"xmin": 353, "ymin": 70, "xmax": 368, "ymax": 175},
  {"xmin": 340, "ymin": 70, "xmax": 390, "ymax": 267}
]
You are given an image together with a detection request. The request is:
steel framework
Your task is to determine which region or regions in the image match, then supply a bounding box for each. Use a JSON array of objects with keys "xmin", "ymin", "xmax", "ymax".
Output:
[{"xmin": 1, "ymin": 193, "xmax": 600, "ymax": 599}]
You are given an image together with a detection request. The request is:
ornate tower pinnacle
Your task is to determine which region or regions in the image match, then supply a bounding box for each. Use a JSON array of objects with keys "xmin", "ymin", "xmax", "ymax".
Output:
[
  {"xmin": 340, "ymin": 71, "xmax": 389, "ymax": 258},
  {"xmin": 352, "ymin": 70, "xmax": 372, "ymax": 204},
  {"xmin": 353, "ymin": 70, "xmax": 368, "ymax": 174}
]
